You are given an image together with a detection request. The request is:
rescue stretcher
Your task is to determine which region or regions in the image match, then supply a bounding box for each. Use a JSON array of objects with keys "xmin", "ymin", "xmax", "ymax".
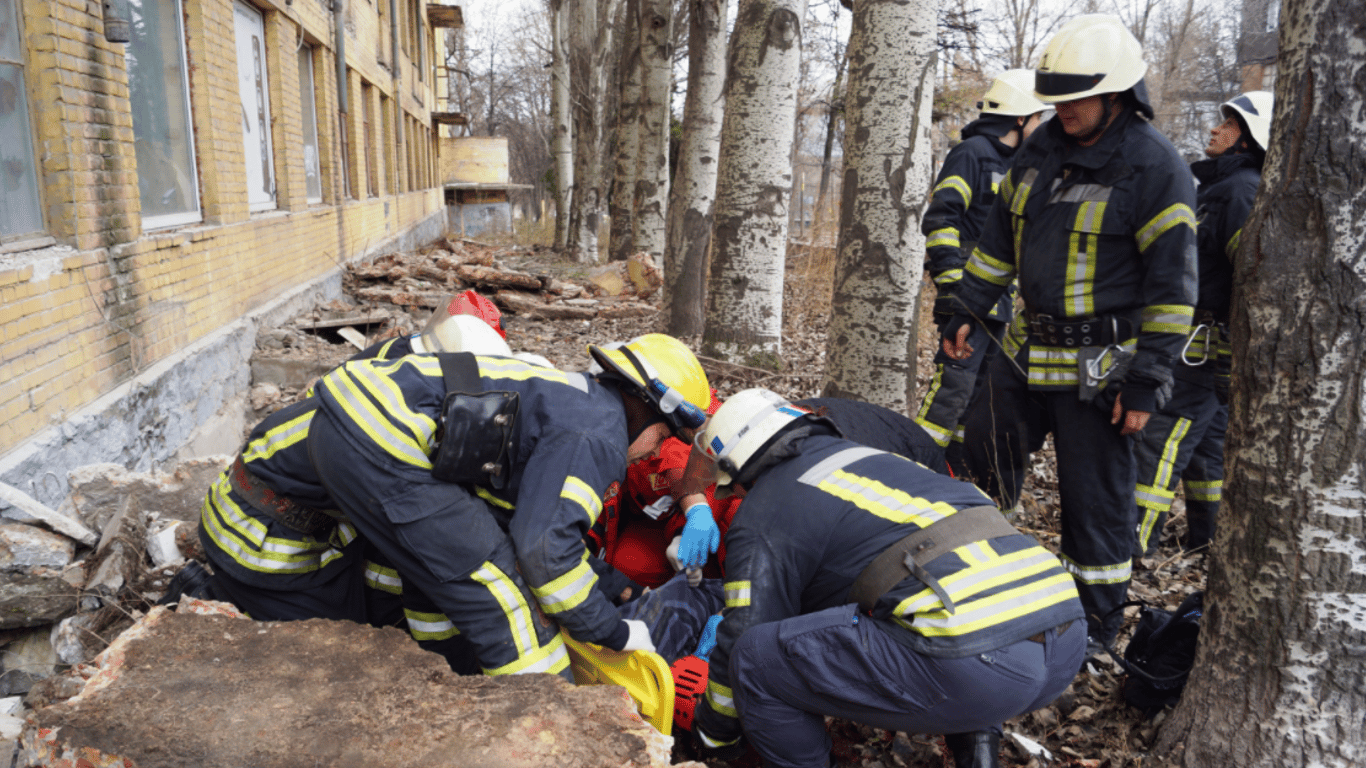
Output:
[{"xmin": 561, "ymin": 633, "xmax": 710, "ymax": 737}]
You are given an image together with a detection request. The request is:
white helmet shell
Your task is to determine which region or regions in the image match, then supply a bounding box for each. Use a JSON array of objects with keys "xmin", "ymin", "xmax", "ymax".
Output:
[
  {"xmin": 1034, "ymin": 15, "xmax": 1148, "ymax": 104},
  {"xmin": 420, "ymin": 313, "xmax": 513, "ymax": 356},
  {"xmin": 1220, "ymin": 91, "xmax": 1274, "ymax": 152},
  {"xmin": 695, "ymin": 388, "xmax": 811, "ymax": 488},
  {"xmin": 980, "ymin": 69, "xmax": 1047, "ymax": 117}
]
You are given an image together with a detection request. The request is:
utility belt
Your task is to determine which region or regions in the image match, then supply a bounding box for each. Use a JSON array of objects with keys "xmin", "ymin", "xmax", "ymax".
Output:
[
  {"xmin": 849, "ymin": 504, "xmax": 1018, "ymax": 616},
  {"xmin": 228, "ymin": 454, "xmax": 343, "ymax": 536},
  {"xmin": 1025, "ymin": 310, "xmax": 1139, "ymax": 348},
  {"xmin": 429, "ymin": 352, "xmax": 519, "ymax": 489}
]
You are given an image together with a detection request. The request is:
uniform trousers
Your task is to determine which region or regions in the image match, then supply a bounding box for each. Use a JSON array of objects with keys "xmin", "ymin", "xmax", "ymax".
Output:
[{"xmin": 1132, "ymin": 380, "xmax": 1226, "ymax": 555}]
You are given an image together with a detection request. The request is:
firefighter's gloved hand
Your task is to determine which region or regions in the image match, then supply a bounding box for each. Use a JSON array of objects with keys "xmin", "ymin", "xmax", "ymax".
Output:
[
  {"xmin": 620, "ymin": 619, "xmax": 656, "ymax": 653},
  {"xmin": 666, "ymin": 535, "xmax": 684, "ymax": 572},
  {"xmin": 678, "ymin": 502, "xmax": 719, "ymax": 569},
  {"xmin": 694, "ymin": 615, "xmax": 723, "ymax": 661}
]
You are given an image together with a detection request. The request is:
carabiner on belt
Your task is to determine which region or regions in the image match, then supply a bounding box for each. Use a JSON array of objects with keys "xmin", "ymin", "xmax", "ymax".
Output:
[
  {"xmin": 1181, "ymin": 323, "xmax": 1213, "ymax": 366},
  {"xmin": 1085, "ymin": 317, "xmax": 1126, "ymax": 385}
]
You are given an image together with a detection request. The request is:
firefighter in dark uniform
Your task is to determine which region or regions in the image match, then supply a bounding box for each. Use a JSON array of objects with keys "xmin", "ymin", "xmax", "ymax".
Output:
[
  {"xmin": 944, "ymin": 15, "xmax": 1198, "ymax": 652},
  {"xmin": 1134, "ymin": 91, "xmax": 1272, "ymax": 554},
  {"xmin": 682, "ymin": 389, "xmax": 1084, "ymax": 768},
  {"xmin": 915, "ymin": 70, "xmax": 1047, "ymax": 471},
  {"xmin": 306, "ymin": 334, "xmax": 709, "ymax": 678}
]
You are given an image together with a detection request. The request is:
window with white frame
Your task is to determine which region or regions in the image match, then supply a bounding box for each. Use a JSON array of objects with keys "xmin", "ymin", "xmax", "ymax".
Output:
[
  {"xmin": 234, "ymin": 1, "xmax": 276, "ymax": 212},
  {"xmin": 0, "ymin": 0, "xmax": 43, "ymax": 239},
  {"xmin": 126, "ymin": 0, "xmax": 202, "ymax": 229},
  {"xmin": 298, "ymin": 45, "xmax": 323, "ymax": 203}
]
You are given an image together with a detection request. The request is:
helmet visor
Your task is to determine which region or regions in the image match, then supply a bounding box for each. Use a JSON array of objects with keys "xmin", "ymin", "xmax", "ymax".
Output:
[
  {"xmin": 1035, "ymin": 70, "xmax": 1105, "ymax": 98},
  {"xmin": 678, "ymin": 439, "xmax": 725, "ymax": 499}
]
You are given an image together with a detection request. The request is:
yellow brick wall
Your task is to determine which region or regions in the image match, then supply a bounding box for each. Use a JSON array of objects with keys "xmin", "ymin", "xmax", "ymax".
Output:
[{"xmin": 1, "ymin": 0, "xmax": 449, "ymax": 456}]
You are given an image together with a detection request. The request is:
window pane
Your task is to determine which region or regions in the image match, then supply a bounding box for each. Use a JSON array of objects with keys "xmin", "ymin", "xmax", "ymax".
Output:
[
  {"xmin": 234, "ymin": 1, "xmax": 275, "ymax": 211},
  {"xmin": 298, "ymin": 47, "xmax": 322, "ymax": 202},
  {"xmin": 126, "ymin": 0, "xmax": 201, "ymax": 228}
]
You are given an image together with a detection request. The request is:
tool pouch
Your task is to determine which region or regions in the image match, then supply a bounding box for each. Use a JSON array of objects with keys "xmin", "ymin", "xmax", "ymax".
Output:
[{"xmin": 430, "ymin": 353, "xmax": 519, "ymax": 490}]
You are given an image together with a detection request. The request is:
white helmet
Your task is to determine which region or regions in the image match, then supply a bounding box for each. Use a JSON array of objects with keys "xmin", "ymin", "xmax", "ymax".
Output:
[
  {"xmin": 1034, "ymin": 15, "xmax": 1148, "ymax": 105},
  {"xmin": 1220, "ymin": 91, "xmax": 1274, "ymax": 153},
  {"xmin": 418, "ymin": 313, "xmax": 513, "ymax": 356},
  {"xmin": 980, "ymin": 69, "xmax": 1047, "ymax": 117},
  {"xmin": 692, "ymin": 389, "xmax": 816, "ymax": 489}
]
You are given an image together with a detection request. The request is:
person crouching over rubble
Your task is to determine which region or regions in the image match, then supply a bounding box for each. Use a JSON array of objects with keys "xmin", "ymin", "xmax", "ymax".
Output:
[{"xmin": 683, "ymin": 389, "xmax": 1084, "ymax": 768}]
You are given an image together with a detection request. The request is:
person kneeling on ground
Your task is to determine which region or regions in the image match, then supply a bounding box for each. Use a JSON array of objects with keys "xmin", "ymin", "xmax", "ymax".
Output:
[{"xmin": 684, "ymin": 389, "xmax": 1084, "ymax": 768}]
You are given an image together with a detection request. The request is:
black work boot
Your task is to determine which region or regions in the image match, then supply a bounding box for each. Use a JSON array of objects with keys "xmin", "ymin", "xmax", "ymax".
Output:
[
  {"xmin": 157, "ymin": 560, "xmax": 215, "ymax": 605},
  {"xmin": 944, "ymin": 731, "xmax": 1001, "ymax": 768}
]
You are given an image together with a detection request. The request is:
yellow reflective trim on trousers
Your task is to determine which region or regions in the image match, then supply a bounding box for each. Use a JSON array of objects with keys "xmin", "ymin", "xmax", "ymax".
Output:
[
  {"xmin": 560, "ymin": 476, "xmax": 603, "ymax": 526},
  {"xmin": 1059, "ymin": 553, "xmax": 1131, "ymax": 585},
  {"xmin": 1137, "ymin": 203, "xmax": 1196, "ymax": 253},
  {"xmin": 471, "ymin": 561, "xmax": 538, "ymax": 657},
  {"xmin": 1226, "ymin": 228, "xmax": 1242, "ymax": 259},
  {"xmin": 965, "ymin": 247, "xmax": 1014, "ymax": 286},
  {"xmin": 932, "ymin": 175, "xmax": 972, "ymax": 207},
  {"xmin": 1186, "ymin": 479, "xmax": 1222, "ymax": 502},
  {"xmin": 890, "ymin": 546, "xmax": 1063, "ymax": 616},
  {"xmin": 914, "ymin": 364, "xmax": 945, "ymax": 419},
  {"xmin": 933, "ymin": 268, "xmax": 964, "ymax": 285},
  {"xmin": 724, "ymin": 580, "xmax": 752, "ymax": 607},
  {"xmin": 1155, "ymin": 417, "xmax": 1192, "ymax": 489},
  {"xmin": 201, "ymin": 477, "xmax": 345, "ymax": 573},
  {"xmin": 532, "ymin": 553, "xmax": 597, "ymax": 615},
  {"xmin": 404, "ymin": 609, "xmax": 460, "ymax": 640},
  {"xmin": 241, "ymin": 410, "xmax": 313, "ymax": 462},
  {"xmin": 817, "ymin": 470, "xmax": 955, "ymax": 528},
  {"xmin": 928, "ymin": 228, "xmax": 960, "ymax": 250},
  {"xmin": 483, "ymin": 631, "xmax": 570, "ymax": 676},
  {"xmin": 475, "ymin": 487, "xmax": 514, "ymax": 509},
  {"xmin": 364, "ymin": 561, "xmax": 404, "ymax": 594},
  {"xmin": 1136, "ymin": 482, "xmax": 1177, "ymax": 510},
  {"xmin": 323, "ymin": 367, "xmax": 432, "ymax": 468},
  {"xmin": 901, "ymin": 572, "xmax": 1080, "ymax": 637},
  {"xmin": 705, "ymin": 680, "xmax": 738, "ymax": 718}
]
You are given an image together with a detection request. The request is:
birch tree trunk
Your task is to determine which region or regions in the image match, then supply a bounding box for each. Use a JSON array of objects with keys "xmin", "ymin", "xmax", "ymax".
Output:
[
  {"xmin": 633, "ymin": 0, "xmax": 673, "ymax": 260},
  {"xmin": 703, "ymin": 0, "xmax": 806, "ymax": 364},
  {"xmin": 609, "ymin": 2, "xmax": 642, "ymax": 262},
  {"xmin": 1152, "ymin": 1, "xmax": 1366, "ymax": 765},
  {"xmin": 550, "ymin": 0, "xmax": 573, "ymax": 250},
  {"xmin": 819, "ymin": 0, "xmax": 935, "ymax": 410},
  {"xmin": 663, "ymin": 0, "xmax": 728, "ymax": 337},
  {"xmin": 568, "ymin": 0, "xmax": 621, "ymax": 262}
]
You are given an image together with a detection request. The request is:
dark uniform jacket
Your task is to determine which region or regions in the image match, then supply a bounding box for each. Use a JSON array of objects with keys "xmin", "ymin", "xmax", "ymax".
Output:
[
  {"xmin": 314, "ymin": 353, "xmax": 631, "ymax": 645},
  {"xmin": 953, "ymin": 109, "xmax": 1198, "ymax": 413},
  {"xmin": 694, "ymin": 433, "xmax": 1083, "ymax": 742},
  {"xmin": 922, "ymin": 117, "xmax": 1016, "ymax": 321}
]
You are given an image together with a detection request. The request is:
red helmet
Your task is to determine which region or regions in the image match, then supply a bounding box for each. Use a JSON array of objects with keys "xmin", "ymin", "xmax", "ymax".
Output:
[{"xmin": 445, "ymin": 290, "xmax": 505, "ymax": 339}]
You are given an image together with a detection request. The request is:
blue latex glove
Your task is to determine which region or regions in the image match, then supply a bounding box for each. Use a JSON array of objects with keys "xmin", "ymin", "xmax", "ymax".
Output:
[
  {"xmin": 677, "ymin": 502, "xmax": 720, "ymax": 569},
  {"xmin": 694, "ymin": 615, "xmax": 723, "ymax": 661}
]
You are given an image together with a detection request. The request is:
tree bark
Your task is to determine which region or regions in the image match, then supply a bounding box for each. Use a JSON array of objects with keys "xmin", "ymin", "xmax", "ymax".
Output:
[
  {"xmin": 813, "ymin": 48, "xmax": 846, "ymax": 232},
  {"xmin": 703, "ymin": 0, "xmax": 806, "ymax": 364},
  {"xmin": 820, "ymin": 0, "xmax": 935, "ymax": 410},
  {"xmin": 550, "ymin": 0, "xmax": 573, "ymax": 250},
  {"xmin": 663, "ymin": 0, "xmax": 728, "ymax": 337},
  {"xmin": 633, "ymin": 0, "xmax": 673, "ymax": 259},
  {"xmin": 610, "ymin": 1, "xmax": 642, "ymax": 262},
  {"xmin": 1153, "ymin": 1, "xmax": 1366, "ymax": 765}
]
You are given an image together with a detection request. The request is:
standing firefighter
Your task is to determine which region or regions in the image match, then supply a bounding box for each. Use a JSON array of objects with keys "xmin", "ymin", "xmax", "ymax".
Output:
[
  {"xmin": 1133, "ymin": 91, "xmax": 1273, "ymax": 555},
  {"xmin": 916, "ymin": 70, "xmax": 1047, "ymax": 470},
  {"xmin": 683, "ymin": 389, "xmax": 1084, "ymax": 768},
  {"xmin": 945, "ymin": 15, "xmax": 1197, "ymax": 653}
]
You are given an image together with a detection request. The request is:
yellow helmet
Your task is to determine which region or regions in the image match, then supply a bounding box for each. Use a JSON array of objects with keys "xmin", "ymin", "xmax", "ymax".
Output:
[
  {"xmin": 1034, "ymin": 15, "xmax": 1147, "ymax": 104},
  {"xmin": 980, "ymin": 69, "xmax": 1047, "ymax": 117},
  {"xmin": 588, "ymin": 334, "xmax": 710, "ymax": 437}
]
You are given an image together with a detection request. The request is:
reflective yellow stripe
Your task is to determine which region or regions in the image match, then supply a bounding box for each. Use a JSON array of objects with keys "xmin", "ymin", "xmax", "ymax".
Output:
[
  {"xmin": 364, "ymin": 561, "xmax": 404, "ymax": 594},
  {"xmin": 1185, "ymin": 479, "xmax": 1222, "ymax": 502},
  {"xmin": 927, "ymin": 228, "xmax": 960, "ymax": 250},
  {"xmin": 560, "ymin": 476, "xmax": 603, "ymax": 526},
  {"xmin": 1008, "ymin": 169, "xmax": 1036, "ymax": 216},
  {"xmin": 1136, "ymin": 203, "xmax": 1196, "ymax": 253},
  {"xmin": 1064, "ymin": 202, "xmax": 1104, "ymax": 316},
  {"xmin": 475, "ymin": 487, "xmax": 514, "ymax": 509},
  {"xmin": 479, "ymin": 356, "xmax": 571, "ymax": 385},
  {"xmin": 724, "ymin": 580, "xmax": 751, "ymax": 608},
  {"xmin": 483, "ymin": 632, "xmax": 570, "ymax": 676},
  {"xmin": 323, "ymin": 365, "xmax": 433, "ymax": 468},
  {"xmin": 471, "ymin": 562, "xmax": 538, "ymax": 656},
  {"xmin": 891, "ymin": 546, "xmax": 1060, "ymax": 616},
  {"xmin": 1142, "ymin": 304, "xmax": 1194, "ymax": 335},
  {"xmin": 932, "ymin": 175, "xmax": 972, "ymax": 207},
  {"xmin": 241, "ymin": 410, "xmax": 313, "ymax": 462},
  {"xmin": 697, "ymin": 730, "xmax": 741, "ymax": 748},
  {"xmin": 404, "ymin": 609, "xmax": 460, "ymax": 640},
  {"xmin": 1225, "ymin": 228, "xmax": 1242, "ymax": 259},
  {"xmin": 965, "ymin": 247, "xmax": 1014, "ymax": 287},
  {"xmin": 705, "ymin": 680, "xmax": 738, "ymax": 718},
  {"xmin": 1059, "ymin": 553, "xmax": 1132, "ymax": 585},
  {"xmin": 817, "ymin": 470, "xmax": 956, "ymax": 528},
  {"xmin": 532, "ymin": 553, "xmax": 597, "ymax": 615},
  {"xmin": 201, "ymin": 476, "xmax": 347, "ymax": 574},
  {"xmin": 904, "ymin": 572, "xmax": 1080, "ymax": 637}
]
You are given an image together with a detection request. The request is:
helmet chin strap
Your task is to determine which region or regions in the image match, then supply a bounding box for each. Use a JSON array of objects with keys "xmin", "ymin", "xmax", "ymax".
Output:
[{"xmin": 1074, "ymin": 95, "xmax": 1115, "ymax": 144}]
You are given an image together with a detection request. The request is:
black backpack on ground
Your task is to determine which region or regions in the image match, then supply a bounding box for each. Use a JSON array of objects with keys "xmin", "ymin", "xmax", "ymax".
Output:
[{"xmin": 1104, "ymin": 591, "xmax": 1204, "ymax": 717}]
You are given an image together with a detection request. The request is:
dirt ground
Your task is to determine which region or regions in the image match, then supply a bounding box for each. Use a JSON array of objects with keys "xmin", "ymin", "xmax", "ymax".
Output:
[{"xmin": 259, "ymin": 241, "xmax": 1209, "ymax": 768}]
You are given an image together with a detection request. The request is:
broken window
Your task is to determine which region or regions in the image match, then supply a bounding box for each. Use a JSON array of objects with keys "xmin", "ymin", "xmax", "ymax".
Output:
[
  {"xmin": 234, "ymin": 1, "xmax": 276, "ymax": 212},
  {"xmin": 126, "ymin": 0, "xmax": 202, "ymax": 230},
  {"xmin": 0, "ymin": 0, "xmax": 42, "ymax": 240},
  {"xmin": 298, "ymin": 45, "xmax": 322, "ymax": 204}
]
